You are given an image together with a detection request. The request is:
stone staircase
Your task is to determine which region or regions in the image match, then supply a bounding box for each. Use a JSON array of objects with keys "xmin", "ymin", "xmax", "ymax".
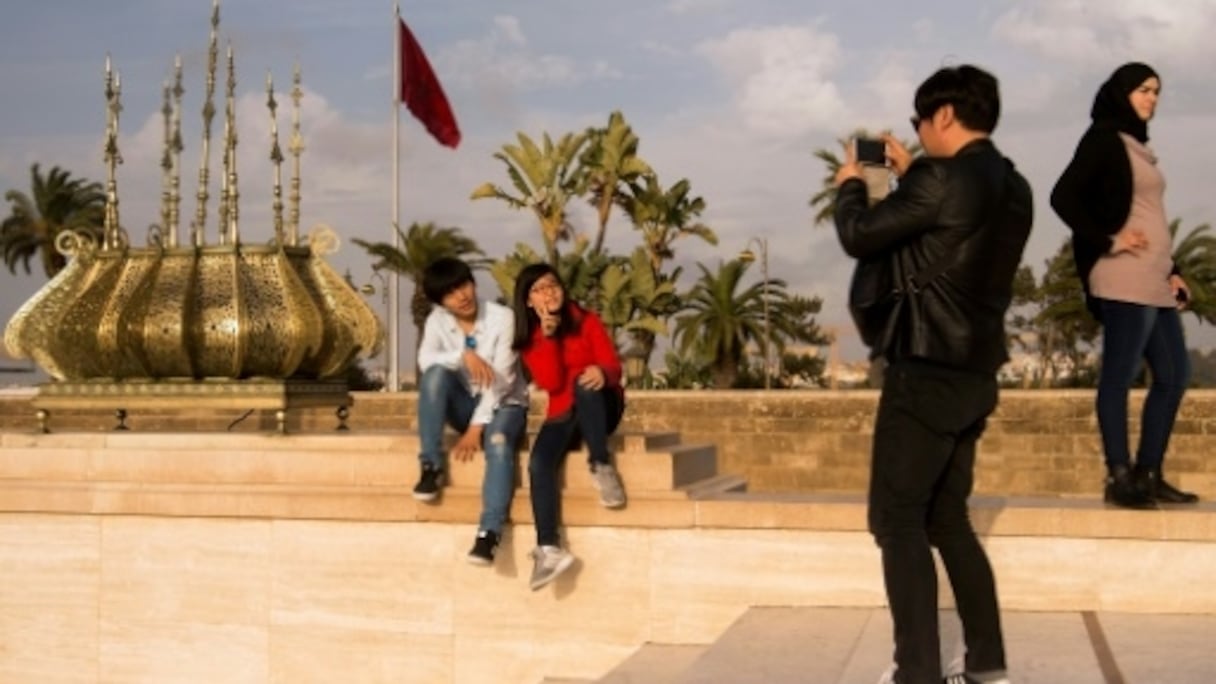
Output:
[{"xmin": 0, "ymin": 429, "xmax": 744, "ymax": 523}]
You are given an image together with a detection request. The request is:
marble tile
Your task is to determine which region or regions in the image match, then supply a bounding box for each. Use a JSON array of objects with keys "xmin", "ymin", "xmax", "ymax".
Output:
[
  {"xmin": 648, "ymin": 529, "xmax": 885, "ymax": 643},
  {"xmin": 271, "ymin": 629, "xmax": 451, "ymax": 684},
  {"xmin": 0, "ymin": 515, "xmax": 99, "ymax": 683},
  {"xmin": 270, "ymin": 520, "xmax": 455, "ymax": 636},
  {"xmin": 98, "ymin": 517, "xmax": 272, "ymax": 683}
]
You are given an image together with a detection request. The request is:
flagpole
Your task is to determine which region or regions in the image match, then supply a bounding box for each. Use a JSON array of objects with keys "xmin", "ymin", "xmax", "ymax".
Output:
[{"xmin": 388, "ymin": 1, "xmax": 401, "ymax": 392}]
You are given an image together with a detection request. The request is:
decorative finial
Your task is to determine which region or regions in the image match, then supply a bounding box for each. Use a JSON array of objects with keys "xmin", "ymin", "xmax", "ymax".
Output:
[
  {"xmin": 159, "ymin": 79, "xmax": 173, "ymax": 245},
  {"xmin": 221, "ymin": 42, "xmax": 239, "ymax": 246},
  {"xmin": 194, "ymin": 0, "xmax": 221, "ymax": 247},
  {"xmin": 288, "ymin": 62, "xmax": 305, "ymax": 246},
  {"xmin": 169, "ymin": 54, "xmax": 185, "ymax": 247},
  {"xmin": 103, "ymin": 54, "xmax": 124, "ymax": 251},
  {"xmin": 267, "ymin": 71, "xmax": 285, "ymax": 245}
]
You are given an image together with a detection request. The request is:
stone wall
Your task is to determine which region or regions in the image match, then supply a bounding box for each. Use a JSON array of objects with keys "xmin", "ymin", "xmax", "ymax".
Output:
[{"xmin": 3, "ymin": 389, "xmax": 1215, "ymax": 499}]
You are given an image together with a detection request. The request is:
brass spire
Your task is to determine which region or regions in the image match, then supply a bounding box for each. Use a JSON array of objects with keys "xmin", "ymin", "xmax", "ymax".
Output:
[
  {"xmin": 221, "ymin": 42, "xmax": 239, "ymax": 245},
  {"xmin": 102, "ymin": 54, "xmax": 123, "ymax": 251},
  {"xmin": 288, "ymin": 63, "xmax": 304, "ymax": 247},
  {"xmin": 169, "ymin": 55, "xmax": 185, "ymax": 247},
  {"xmin": 159, "ymin": 78, "xmax": 172, "ymax": 244},
  {"xmin": 193, "ymin": 0, "xmax": 219, "ymax": 248},
  {"xmin": 267, "ymin": 71, "xmax": 285, "ymax": 245}
]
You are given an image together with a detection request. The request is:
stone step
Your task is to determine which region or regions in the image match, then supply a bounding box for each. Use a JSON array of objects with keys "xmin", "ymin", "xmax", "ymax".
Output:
[
  {"xmin": 0, "ymin": 431, "xmax": 709, "ymax": 495},
  {"xmin": 594, "ymin": 644, "xmax": 705, "ymax": 684}
]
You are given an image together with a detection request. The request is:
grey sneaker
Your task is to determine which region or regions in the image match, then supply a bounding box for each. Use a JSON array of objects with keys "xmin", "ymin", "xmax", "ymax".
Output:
[
  {"xmin": 591, "ymin": 463, "xmax": 626, "ymax": 508},
  {"xmin": 529, "ymin": 545, "xmax": 575, "ymax": 590}
]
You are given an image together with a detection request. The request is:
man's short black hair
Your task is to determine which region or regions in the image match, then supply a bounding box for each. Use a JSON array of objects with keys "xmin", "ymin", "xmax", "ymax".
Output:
[
  {"xmin": 422, "ymin": 257, "xmax": 474, "ymax": 305},
  {"xmin": 914, "ymin": 64, "xmax": 1000, "ymax": 134}
]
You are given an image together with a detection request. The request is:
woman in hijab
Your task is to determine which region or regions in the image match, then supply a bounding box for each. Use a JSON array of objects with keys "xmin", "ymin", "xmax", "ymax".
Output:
[{"xmin": 1052, "ymin": 62, "xmax": 1197, "ymax": 509}]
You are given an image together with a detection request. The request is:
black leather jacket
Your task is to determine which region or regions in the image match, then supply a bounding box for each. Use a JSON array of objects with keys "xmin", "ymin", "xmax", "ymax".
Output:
[{"xmin": 835, "ymin": 139, "xmax": 1034, "ymax": 373}]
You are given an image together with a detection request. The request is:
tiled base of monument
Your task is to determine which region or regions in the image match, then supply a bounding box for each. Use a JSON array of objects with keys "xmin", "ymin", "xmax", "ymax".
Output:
[{"xmin": 30, "ymin": 378, "xmax": 352, "ymax": 434}]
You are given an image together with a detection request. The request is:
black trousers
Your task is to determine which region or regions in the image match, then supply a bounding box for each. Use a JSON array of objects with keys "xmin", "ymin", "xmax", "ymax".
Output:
[{"xmin": 869, "ymin": 360, "xmax": 1006, "ymax": 684}]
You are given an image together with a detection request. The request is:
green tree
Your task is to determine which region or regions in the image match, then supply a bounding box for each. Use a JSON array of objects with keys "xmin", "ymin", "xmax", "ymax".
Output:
[
  {"xmin": 808, "ymin": 131, "xmax": 922, "ymax": 226},
  {"xmin": 673, "ymin": 259, "xmax": 800, "ymax": 388},
  {"xmin": 1170, "ymin": 218, "xmax": 1216, "ymax": 324},
  {"xmin": 352, "ymin": 222, "xmax": 487, "ymax": 359},
  {"xmin": 617, "ymin": 174, "xmax": 718, "ymax": 372},
  {"xmin": 579, "ymin": 111, "xmax": 652, "ymax": 256},
  {"xmin": 1034, "ymin": 240, "xmax": 1100, "ymax": 387},
  {"xmin": 471, "ymin": 131, "xmax": 589, "ymax": 265},
  {"xmin": 1, "ymin": 164, "xmax": 105, "ymax": 278}
]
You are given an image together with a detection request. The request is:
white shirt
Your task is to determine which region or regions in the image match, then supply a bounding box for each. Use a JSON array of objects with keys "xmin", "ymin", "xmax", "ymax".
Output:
[{"xmin": 416, "ymin": 299, "xmax": 529, "ymax": 425}]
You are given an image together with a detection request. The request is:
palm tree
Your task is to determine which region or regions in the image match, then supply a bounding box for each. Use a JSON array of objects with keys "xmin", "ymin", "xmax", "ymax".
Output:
[
  {"xmin": 808, "ymin": 130, "xmax": 922, "ymax": 226},
  {"xmin": 1, "ymin": 164, "xmax": 105, "ymax": 278},
  {"xmin": 618, "ymin": 174, "xmax": 718, "ymax": 372},
  {"xmin": 579, "ymin": 111, "xmax": 652, "ymax": 256},
  {"xmin": 470, "ymin": 130, "xmax": 588, "ymax": 265},
  {"xmin": 352, "ymin": 222, "xmax": 487, "ymax": 359},
  {"xmin": 673, "ymin": 259, "xmax": 790, "ymax": 388},
  {"xmin": 1170, "ymin": 218, "xmax": 1216, "ymax": 324}
]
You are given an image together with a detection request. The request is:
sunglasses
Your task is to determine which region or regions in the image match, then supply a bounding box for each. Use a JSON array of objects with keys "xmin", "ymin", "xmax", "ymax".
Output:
[{"xmin": 909, "ymin": 116, "xmax": 923, "ymax": 133}]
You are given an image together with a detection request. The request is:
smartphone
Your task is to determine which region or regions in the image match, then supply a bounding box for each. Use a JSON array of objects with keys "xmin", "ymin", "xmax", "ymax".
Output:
[{"xmin": 855, "ymin": 138, "xmax": 886, "ymax": 166}]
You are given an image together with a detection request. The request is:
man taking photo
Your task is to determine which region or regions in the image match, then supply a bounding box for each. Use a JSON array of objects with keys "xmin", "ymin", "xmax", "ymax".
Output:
[{"xmin": 833, "ymin": 65, "xmax": 1033, "ymax": 684}]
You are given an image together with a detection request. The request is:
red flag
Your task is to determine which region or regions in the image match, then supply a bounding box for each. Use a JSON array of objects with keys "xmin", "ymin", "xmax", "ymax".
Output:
[{"xmin": 398, "ymin": 18, "xmax": 461, "ymax": 148}]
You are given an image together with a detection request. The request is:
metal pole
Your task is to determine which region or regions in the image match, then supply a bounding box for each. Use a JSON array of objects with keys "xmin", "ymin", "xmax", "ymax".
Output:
[
  {"xmin": 761, "ymin": 238, "xmax": 770, "ymax": 390},
  {"xmin": 388, "ymin": 2, "xmax": 401, "ymax": 391}
]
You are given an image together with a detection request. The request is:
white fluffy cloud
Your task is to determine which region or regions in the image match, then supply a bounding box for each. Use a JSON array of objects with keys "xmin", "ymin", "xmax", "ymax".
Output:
[
  {"xmin": 696, "ymin": 24, "xmax": 847, "ymax": 136},
  {"xmin": 994, "ymin": 0, "xmax": 1216, "ymax": 72},
  {"xmin": 438, "ymin": 15, "xmax": 622, "ymax": 92}
]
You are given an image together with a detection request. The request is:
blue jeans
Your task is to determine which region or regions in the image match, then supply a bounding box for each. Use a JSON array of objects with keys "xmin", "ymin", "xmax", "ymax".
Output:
[
  {"xmin": 1095, "ymin": 299, "xmax": 1190, "ymax": 472},
  {"xmin": 528, "ymin": 385, "xmax": 623, "ymax": 546},
  {"xmin": 417, "ymin": 365, "xmax": 526, "ymax": 534}
]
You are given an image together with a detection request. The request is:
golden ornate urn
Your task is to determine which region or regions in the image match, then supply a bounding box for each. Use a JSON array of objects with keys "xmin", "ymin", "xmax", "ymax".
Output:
[{"xmin": 3, "ymin": 2, "xmax": 382, "ymax": 433}]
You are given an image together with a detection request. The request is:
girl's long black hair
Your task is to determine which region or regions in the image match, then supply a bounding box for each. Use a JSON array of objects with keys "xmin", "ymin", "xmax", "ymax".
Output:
[{"xmin": 511, "ymin": 262, "xmax": 576, "ymax": 350}]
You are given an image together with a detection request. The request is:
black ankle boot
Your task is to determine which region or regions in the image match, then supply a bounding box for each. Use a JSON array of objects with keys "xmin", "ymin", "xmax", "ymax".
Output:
[
  {"xmin": 1105, "ymin": 464, "xmax": 1156, "ymax": 509},
  {"xmin": 1134, "ymin": 465, "xmax": 1199, "ymax": 504}
]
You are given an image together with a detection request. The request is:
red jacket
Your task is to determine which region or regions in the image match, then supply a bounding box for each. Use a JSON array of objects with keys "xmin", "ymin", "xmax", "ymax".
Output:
[{"xmin": 521, "ymin": 303, "xmax": 623, "ymax": 420}]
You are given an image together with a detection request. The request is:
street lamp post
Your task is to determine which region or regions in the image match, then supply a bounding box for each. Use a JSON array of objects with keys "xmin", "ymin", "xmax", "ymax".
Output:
[
  {"xmin": 739, "ymin": 237, "xmax": 770, "ymax": 390},
  {"xmin": 359, "ymin": 266, "xmax": 391, "ymax": 390}
]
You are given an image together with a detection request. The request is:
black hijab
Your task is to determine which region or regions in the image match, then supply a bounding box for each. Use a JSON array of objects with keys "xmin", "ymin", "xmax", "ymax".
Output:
[{"xmin": 1090, "ymin": 62, "xmax": 1159, "ymax": 143}]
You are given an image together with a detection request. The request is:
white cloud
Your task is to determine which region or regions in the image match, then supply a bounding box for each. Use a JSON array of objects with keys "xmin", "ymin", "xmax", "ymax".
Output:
[
  {"xmin": 438, "ymin": 14, "xmax": 621, "ymax": 92},
  {"xmin": 696, "ymin": 24, "xmax": 847, "ymax": 137},
  {"xmin": 665, "ymin": 0, "xmax": 734, "ymax": 16},
  {"xmin": 994, "ymin": 1, "xmax": 1216, "ymax": 71}
]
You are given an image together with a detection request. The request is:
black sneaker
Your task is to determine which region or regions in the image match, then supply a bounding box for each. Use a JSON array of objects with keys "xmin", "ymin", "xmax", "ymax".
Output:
[
  {"xmin": 413, "ymin": 463, "xmax": 443, "ymax": 502},
  {"xmin": 467, "ymin": 530, "xmax": 499, "ymax": 566}
]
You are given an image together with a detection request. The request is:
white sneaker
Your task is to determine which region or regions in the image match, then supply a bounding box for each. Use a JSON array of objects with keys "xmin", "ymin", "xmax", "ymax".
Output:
[
  {"xmin": 529, "ymin": 545, "xmax": 575, "ymax": 590},
  {"xmin": 591, "ymin": 463, "xmax": 626, "ymax": 508}
]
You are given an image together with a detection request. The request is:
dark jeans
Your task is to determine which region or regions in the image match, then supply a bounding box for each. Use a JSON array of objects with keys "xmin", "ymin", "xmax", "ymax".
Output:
[
  {"xmin": 869, "ymin": 360, "xmax": 1005, "ymax": 684},
  {"xmin": 1095, "ymin": 299, "xmax": 1190, "ymax": 472},
  {"xmin": 529, "ymin": 384, "xmax": 623, "ymax": 546}
]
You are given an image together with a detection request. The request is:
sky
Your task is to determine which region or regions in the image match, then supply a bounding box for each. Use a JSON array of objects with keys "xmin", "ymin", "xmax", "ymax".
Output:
[{"xmin": 4, "ymin": 0, "xmax": 1216, "ymax": 376}]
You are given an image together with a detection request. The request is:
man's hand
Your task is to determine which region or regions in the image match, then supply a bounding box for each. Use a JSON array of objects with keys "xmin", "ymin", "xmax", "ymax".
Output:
[
  {"xmin": 577, "ymin": 365, "xmax": 605, "ymax": 391},
  {"xmin": 463, "ymin": 349, "xmax": 494, "ymax": 388},
  {"xmin": 881, "ymin": 133, "xmax": 914, "ymax": 177},
  {"xmin": 834, "ymin": 139, "xmax": 863, "ymax": 187},
  {"xmin": 1111, "ymin": 227, "xmax": 1148, "ymax": 255},
  {"xmin": 452, "ymin": 425, "xmax": 483, "ymax": 462},
  {"xmin": 1170, "ymin": 273, "xmax": 1191, "ymax": 311}
]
